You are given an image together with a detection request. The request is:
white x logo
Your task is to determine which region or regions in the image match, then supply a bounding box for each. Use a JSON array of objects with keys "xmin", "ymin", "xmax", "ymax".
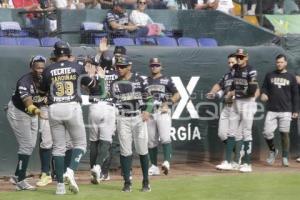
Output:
[{"xmin": 171, "ymin": 76, "xmax": 200, "ymax": 119}]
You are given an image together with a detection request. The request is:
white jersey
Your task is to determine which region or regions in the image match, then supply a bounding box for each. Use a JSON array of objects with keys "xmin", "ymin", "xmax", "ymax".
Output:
[
  {"xmin": 129, "ymin": 10, "xmax": 153, "ymax": 26},
  {"xmin": 198, "ymin": 0, "xmax": 234, "ymax": 14}
]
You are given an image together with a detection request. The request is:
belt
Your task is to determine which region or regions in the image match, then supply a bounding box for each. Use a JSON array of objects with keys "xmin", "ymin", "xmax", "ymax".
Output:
[
  {"xmin": 89, "ymin": 98, "xmax": 113, "ymax": 106},
  {"xmin": 119, "ymin": 110, "xmax": 140, "ymax": 117}
]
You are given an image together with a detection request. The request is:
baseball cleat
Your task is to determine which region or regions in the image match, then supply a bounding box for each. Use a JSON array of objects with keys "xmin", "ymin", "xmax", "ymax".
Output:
[
  {"xmin": 141, "ymin": 180, "xmax": 151, "ymax": 192},
  {"xmin": 216, "ymin": 161, "xmax": 233, "ymax": 170},
  {"xmin": 16, "ymin": 180, "xmax": 36, "ymax": 191},
  {"xmin": 64, "ymin": 168, "xmax": 79, "ymax": 194},
  {"xmin": 231, "ymin": 162, "xmax": 240, "ymax": 171},
  {"xmin": 9, "ymin": 176, "xmax": 18, "ymax": 185},
  {"xmin": 122, "ymin": 182, "xmax": 132, "ymax": 192},
  {"xmin": 36, "ymin": 173, "xmax": 52, "ymax": 187},
  {"xmin": 148, "ymin": 164, "xmax": 160, "ymax": 176},
  {"xmin": 90, "ymin": 164, "xmax": 101, "ymax": 184},
  {"xmin": 100, "ymin": 172, "xmax": 110, "ymax": 181},
  {"xmin": 161, "ymin": 161, "xmax": 170, "ymax": 175},
  {"xmin": 282, "ymin": 157, "xmax": 289, "ymax": 167},
  {"xmin": 266, "ymin": 149, "xmax": 278, "ymax": 165},
  {"xmin": 55, "ymin": 183, "xmax": 66, "ymax": 195},
  {"xmin": 239, "ymin": 164, "xmax": 252, "ymax": 173}
]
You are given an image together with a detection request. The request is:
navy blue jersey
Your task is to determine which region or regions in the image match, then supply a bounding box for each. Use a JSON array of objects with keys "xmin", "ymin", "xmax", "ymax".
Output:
[
  {"xmin": 11, "ymin": 73, "xmax": 46, "ymax": 113},
  {"xmin": 111, "ymin": 72, "xmax": 149, "ymax": 111},
  {"xmin": 232, "ymin": 64, "xmax": 257, "ymax": 99},
  {"xmin": 40, "ymin": 60, "xmax": 95, "ymax": 104},
  {"xmin": 262, "ymin": 70, "xmax": 299, "ymax": 112},
  {"xmin": 147, "ymin": 75, "xmax": 177, "ymax": 106},
  {"xmin": 218, "ymin": 70, "xmax": 234, "ymax": 96}
]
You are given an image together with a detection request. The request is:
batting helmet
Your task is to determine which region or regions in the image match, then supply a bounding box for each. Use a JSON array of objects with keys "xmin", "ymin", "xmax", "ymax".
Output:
[{"xmin": 53, "ymin": 41, "xmax": 72, "ymax": 56}]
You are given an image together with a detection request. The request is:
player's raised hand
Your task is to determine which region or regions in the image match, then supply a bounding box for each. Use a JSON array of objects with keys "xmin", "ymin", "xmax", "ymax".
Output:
[
  {"xmin": 206, "ymin": 92, "xmax": 216, "ymax": 100},
  {"xmin": 96, "ymin": 66, "xmax": 105, "ymax": 78},
  {"xmin": 260, "ymin": 93, "xmax": 269, "ymax": 102},
  {"xmin": 99, "ymin": 37, "xmax": 109, "ymax": 53}
]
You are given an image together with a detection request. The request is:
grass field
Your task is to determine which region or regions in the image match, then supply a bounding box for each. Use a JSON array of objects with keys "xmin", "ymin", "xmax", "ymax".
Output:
[{"xmin": 1, "ymin": 172, "xmax": 300, "ymax": 200}]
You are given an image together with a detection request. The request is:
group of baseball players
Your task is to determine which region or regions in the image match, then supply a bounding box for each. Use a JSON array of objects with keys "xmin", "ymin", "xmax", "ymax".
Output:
[
  {"xmin": 6, "ymin": 37, "xmax": 180, "ymax": 194},
  {"xmin": 207, "ymin": 48, "xmax": 299, "ymax": 173}
]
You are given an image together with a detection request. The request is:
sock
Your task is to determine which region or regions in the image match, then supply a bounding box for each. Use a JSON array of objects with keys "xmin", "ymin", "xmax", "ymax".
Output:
[
  {"xmin": 148, "ymin": 147, "xmax": 158, "ymax": 166},
  {"xmin": 17, "ymin": 154, "xmax": 30, "ymax": 182},
  {"xmin": 265, "ymin": 138, "xmax": 276, "ymax": 152},
  {"xmin": 90, "ymin": 141, "xmax": 99, "ymax": 168},
  {"xmin": 243, "ymin": 141, "xmax": 252, "ymax": 164},
  {"xmin": 225, "ymin": 137, "xmax": 235, "ymax": 163},
  {"xmin": 53, "ymin": 156, "xmax": 64, "ymax": 183},
  {"xmin": 98, "ymin": 140, "xmax": 111, "ymax": 166},
  {"xmin": 280, "ymin": 132, "xmax": 290, "ymax": 158},
  {"xmin": 234, "ymin": 140, "xmax": 243, "ymax": 164},
  {"xmin": 69, "ymin": 148, "xmax": 85, "ymax": 171},
  {"xmin": 162, "ymin": 143, "xmax": 172, "ymax": 162},
  {"xmin": 102, "ymin": 145, "xmax": 113, "ymax": 175},
  {"xmin": 64, "ymin": 149, "xmax": 73, "ymax": 172},
  {"xmin": 120, "ymin": 155, "xmax": 132, "ymax": 183},
  {"xmin": 39, "ymin": 148, "xmax": 52, "ymax": 175},
  {"xmin": 139, "ymin": 154, "xmax": 149, "ymax": 182}
]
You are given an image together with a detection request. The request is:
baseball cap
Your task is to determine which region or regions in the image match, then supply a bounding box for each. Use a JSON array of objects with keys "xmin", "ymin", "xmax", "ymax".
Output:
[
  {"xmin": 114, "ymin": 46, "xmax": 127, "ymax": 56},
  {"xmin": 30, "ymin": 55, "xmax": 46, "ymax": 67},
  {"xmin": 149, "ymin": 57, "xmax": 161, "ymax": 65},
  {"xmin": 86, "ymin": 55, "xmax": 100, "ymax": 66},
  {"xmin": 115, "ymin": 55, "xmax": 132, "ymax": 66},
  {"xmin": 235, "ymin": 48, "xmax": 248, "ymax": 57}
]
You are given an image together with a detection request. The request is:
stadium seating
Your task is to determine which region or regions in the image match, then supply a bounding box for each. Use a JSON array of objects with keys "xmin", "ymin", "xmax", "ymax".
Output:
[
  {"xmin": 177, "ymin": 37, "xmax": 198, "ymax": 47},
  {"xmin": 40, "ymin": 37, "xmax": 61, "ymax": 47},
  {"xmin": 198, "ymin": 38, "xmax": 218, "ymax": 47},
  {"xmin": 113, "ymin": 37, "xmax": 135, "ymax": 46},
  {"xmin": 135, "ymin": 37, "xmax": 156, "ymax": 45},
  {"xmin": 0, "ymin": 21, "xmax": 21, "ymax": 31},
  {"xmin": 0, "ymin": 37, "xmax": 18, "ymax": 45},
  {"xmin": 17, "ymin": 37, "xmax": 41, "ymax": 46},
  {"xmin": 156, "ymin": 37, "xmax": 177, "ymax": 46},
  {"xmin": 81, "ymin": 22, "xmax": 104, "ymax": 31}
]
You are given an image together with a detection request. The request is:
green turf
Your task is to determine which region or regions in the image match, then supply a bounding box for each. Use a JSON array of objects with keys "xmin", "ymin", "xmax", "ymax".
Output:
[{"xmin": 1, "ymin": 172, "xmax": 300, "ymax": 200}]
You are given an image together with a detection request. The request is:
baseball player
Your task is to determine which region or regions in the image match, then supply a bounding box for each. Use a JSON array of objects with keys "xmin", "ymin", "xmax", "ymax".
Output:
[
  {"xmin": 6, "ymin": 55, "xmax": 46, "ymax": 191},
  {"xmin": 39, "ymin": 41, "xmax": 105, "ymax": 195},
  {"xmin": 111, "ymin": 55, "xmax": 153, "ymax": 192},
  {"xmin": 206, "ymin": 53, "xmax": 240, "ymax": 170},
  {"xmin": 228, "ymin": 48, "xmax": 259, "ymax": 173},
  {"xmin": 146, "ymin": 58, "xmax": 180, "ymax": 176},
  {"xmin": 261, "ymin": 54, "xmax": 299, "ymax": 167}
]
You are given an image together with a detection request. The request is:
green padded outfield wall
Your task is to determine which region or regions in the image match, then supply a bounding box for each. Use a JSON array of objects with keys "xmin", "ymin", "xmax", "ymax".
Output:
[{"xmin": 1, "ymin": 45, "xmax": 299, "ymax": 176}]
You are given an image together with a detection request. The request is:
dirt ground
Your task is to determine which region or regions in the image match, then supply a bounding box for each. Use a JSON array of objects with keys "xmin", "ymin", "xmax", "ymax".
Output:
[{"xmin": 1, "ymin": 160, "xmax": 300, "ymax": 192}]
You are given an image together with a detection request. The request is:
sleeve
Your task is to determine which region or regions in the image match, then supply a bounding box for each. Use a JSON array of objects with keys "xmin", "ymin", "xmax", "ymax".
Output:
[
  {"xmin": 217, "ymin": 75, "xmax": 225, "ymax": 90},
  {"xmin": 166, "ymin": 77, "xmax": 178, "ymax": 94},
  {"xmin": 291, "ymin": 75, "xmax": 299, "ymax": 113},
  {"xmin": 17, "ymin": 78, "xmax": 31, "ymax": 100},
  {"xmin": 248, "ymin": 67, "xmax": 258, "ymax": 82},
  {"xmin": 106, "ymin": 11, "xmax": 116, "ymax": 23},
  {"xmin": 140, "ymin": 77, "xmax": 153, "ymax": 113},
  {"xmin": 261, "ymin": 73, "xmax": 269, "ymax": 95},
  {"xmin": 129, "ymin": 10, "xmax": 138, "ymax": 25},
  {"xmin": 78, "ymin": 64, "xmax": 95, "ymax": 88}
]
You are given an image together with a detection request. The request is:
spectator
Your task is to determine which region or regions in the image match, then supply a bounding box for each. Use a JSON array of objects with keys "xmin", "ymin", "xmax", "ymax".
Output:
[
  {"xmin": 194, "ymin": 0, "xmax": 233, "ymax": 14},
  {"xmin": 243, "ymin": 0, "xmax": 284, "ymax": 15},
  {"xmin": 0, "ymin": 0, "xmax": 14, "ymax": 8},
  {"xmin": 77, "ymin": 0, "xmax": 101, "ymax": 9},
  {"xmin": 12, "ymin": 0, "xmax": 44, "ymax": 28},
  {"xmin": 50, "ymin": 0, "xmax": 77, "ymax": 9},
  {"xmin": 129, "ymin": 0, "xmax": 165, "ymax": 36},
  {"xmin": 105, "ymin": 0, "xmax": 148, "ymax": 38},
  {"xmin": 99, "ymin": 0, "xmax": 113, "ymax": 9},
  {"xmin": 129, "ymin": 0, "xmax": 154, "ymax": 26}
]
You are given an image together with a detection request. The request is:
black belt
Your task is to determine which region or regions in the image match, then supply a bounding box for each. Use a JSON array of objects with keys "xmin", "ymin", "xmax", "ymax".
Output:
[{"xmin": 119, "ymin": 110, "xmax": 140, "ymax": 117}]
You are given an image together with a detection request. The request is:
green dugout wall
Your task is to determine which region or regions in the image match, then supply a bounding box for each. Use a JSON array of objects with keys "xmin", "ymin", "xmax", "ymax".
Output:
[{"xmin": 1, "ymin": 45, "xmax": 299, "ymax": 176}]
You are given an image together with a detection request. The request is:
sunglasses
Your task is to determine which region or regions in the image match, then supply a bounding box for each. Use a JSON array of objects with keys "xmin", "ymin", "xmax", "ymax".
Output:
[
  {"xmin": 236, "ymin": 55, "xmax": 246, "ymax": 60},
  {"xmin": 150, "ymin": 64, "xmax": 161, "ymax": 68},
  {"xmin": 138, "ymin": 1, "xmax": 146, "ymax": 4},
  {"xmin": 116, "ymin": 65, "xmax": 129, "ymax": 69}
]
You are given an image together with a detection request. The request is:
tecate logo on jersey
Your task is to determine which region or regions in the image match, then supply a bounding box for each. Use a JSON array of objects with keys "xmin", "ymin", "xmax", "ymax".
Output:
[{"xmin": 170, "ymin": 123, "xmax": 201, "ymax": 141}]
